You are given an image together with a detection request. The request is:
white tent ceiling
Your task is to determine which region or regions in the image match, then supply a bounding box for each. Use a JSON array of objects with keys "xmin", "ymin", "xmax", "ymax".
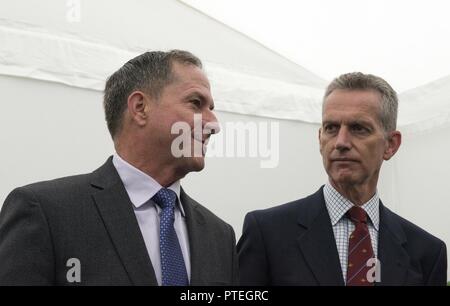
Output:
[
  {"xmin": 2, "ymin": 0, "xmax": 449, "ymax": 130},
  {"xmin": 183, "ymin": 0, "xmax": 450, "ymax": 92},
  {"xmin": 182, "ymin": 0, "xmax": 450, "ymax": 132}
]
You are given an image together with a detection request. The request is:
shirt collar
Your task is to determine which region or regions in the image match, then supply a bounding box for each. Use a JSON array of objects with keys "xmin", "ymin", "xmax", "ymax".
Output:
[
  {"xmin": 323, "ymin": 182, "xmax": 379, "ymax": 230},
  {"xmin": 112, "ymin": 153, "xmax": 184, "ymax": 216}
]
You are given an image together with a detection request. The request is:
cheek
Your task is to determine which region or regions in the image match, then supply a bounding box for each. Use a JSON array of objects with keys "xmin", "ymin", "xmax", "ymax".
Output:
[
  {"xmin": 363, "ymin": 141, "xmax": 386, "ymax": 164},
  {"xmin": 320, "ymin": 140, "xmax": 332, "ymax": 156},
  {"xmin": 319, "ymin": 137, "xmax": 326, "ymax": 152},
  {"xmin": 167, "ymin": 112, "xmax": 192, "ymax": 131}
]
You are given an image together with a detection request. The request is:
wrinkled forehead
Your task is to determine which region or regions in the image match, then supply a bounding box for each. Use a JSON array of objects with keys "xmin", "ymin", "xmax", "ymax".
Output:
[
  {"xmin": 170, "ymin": 62, "xmax": 210, "ymax": 88},
  {"xmin": 322, "ymin": 89, "xmax": 383, "ymax": 122},
  {"xmin": 323, "ymin": 89, "xmax": 382, "ymax": 111},
  {"xmin": 167, "ymin": 63, "xmax": 214, "ymax": 106}
]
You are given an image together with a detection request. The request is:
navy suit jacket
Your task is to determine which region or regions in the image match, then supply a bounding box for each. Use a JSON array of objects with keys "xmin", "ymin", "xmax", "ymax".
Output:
[{"xmin": 237, "ymin": 186, "xmax": 447, "ymax": 285}]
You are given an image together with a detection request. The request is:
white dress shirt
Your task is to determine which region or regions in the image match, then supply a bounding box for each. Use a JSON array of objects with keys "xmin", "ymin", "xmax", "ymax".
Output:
[
  {"xmin": 323, "ymin": 182, "xmax": 379, "ymax": 283},
  {"xmin": 112, "ymin": 153, "xmax": 191, "ymax": 285}
]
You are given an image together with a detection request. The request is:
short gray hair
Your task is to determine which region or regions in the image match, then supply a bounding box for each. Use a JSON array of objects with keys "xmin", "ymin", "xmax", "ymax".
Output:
[
  {"xmin": 103, "ymin": 50, "xmax": 203, "ymax": 138},
  {"xmin": 323, "ymin": 72, "xmax": 398, "ymax": 132}
]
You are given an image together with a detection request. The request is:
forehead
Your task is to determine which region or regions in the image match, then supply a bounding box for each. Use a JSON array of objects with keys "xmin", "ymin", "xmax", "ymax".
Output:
[
  {"xmin": 322, "ymin": 89, "xmax": 382, "ymax": 123},
  {"xmin": 170, "ymin": 62, "xmax": 211, "ymax": 91}
]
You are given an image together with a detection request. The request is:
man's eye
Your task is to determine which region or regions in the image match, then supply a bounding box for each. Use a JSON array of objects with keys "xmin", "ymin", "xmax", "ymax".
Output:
[
  {"xmin": 351, "ymin": 124, "xmax": 368, "ymax": 133},
  {"xmin": 191, "ymin": 99, "xmax": 201, "ymax": 108},
  {"xmin": 324, "ymin": 125, "xmax": 337, "ymax": 133}
]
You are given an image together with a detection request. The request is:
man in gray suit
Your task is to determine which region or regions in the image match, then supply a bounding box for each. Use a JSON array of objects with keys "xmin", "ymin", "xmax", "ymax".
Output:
[{"xmin": 0, "ymin": 50, "xmax": 238, "ymax": 286}]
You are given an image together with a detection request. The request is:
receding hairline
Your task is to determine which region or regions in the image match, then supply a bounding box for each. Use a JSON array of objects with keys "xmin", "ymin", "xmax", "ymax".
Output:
[
  {"xmin": 164, "ymin": 60, "xmax": 210, "ymax": 91},
  {"xmin": 323, "ymin": 88, "xmax": 384, "ymax": 109}
]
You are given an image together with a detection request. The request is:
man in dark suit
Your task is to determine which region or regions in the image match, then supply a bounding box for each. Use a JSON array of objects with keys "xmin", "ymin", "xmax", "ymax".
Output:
[
  {"xmin": 238, "ymin": 72, "xmax": 447, "ymax": 286},
  {"xmin": 0, "ymin": 50, "xmax": 238, "ymax": 286}
]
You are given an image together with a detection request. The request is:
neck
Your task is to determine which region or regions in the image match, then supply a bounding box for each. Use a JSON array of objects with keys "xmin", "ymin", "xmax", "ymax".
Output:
[
  {"xmin": 115, "ymin": 140, "xmax": 183, "ymax": 187},
  {"xmin": 329, "ymin": 180, "xmax": 377, "ymax": 206}
]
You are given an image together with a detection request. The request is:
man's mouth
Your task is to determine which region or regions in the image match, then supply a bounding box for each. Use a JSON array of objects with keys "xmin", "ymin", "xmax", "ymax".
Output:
[{"xmin": 331, "ymin": 158, "xmax": 358, "ymax": 162}]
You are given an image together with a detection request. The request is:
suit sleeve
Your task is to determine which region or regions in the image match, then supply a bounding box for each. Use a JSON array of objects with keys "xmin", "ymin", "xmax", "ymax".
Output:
[
  {"xmin": 237, "ymin": 212, "xmax": 270, "ymax": 285},
  {"xmin": 0, "ymin": 187, "xmax": 55, "ymax": 285},
  {"xmin": 426, "ymin": 241, "xmax": 447, "ymax": 286}
]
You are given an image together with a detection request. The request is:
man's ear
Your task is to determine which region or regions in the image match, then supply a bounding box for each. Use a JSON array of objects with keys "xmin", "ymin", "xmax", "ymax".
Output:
[
  {"xmin": 127, "ymin": 91, "xmax": 150, "ymax": 126},
  {"xmin": 383, "ymin": 130, "xmax": 402, "ymax": 160}
]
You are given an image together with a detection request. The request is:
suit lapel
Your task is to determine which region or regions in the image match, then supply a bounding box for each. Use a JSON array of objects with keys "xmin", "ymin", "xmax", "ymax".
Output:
[
  {"xmin": 296, "ymin": 188, "xmax": 345, "ymax": 286},
  {"xmin": 295, "ymin": 189, "xmax": 410, "ymax": 286},
  {"xmin": 180, "ymin": 188, "xmax": 208, "ymax": 286},
  {"xmin": 377, "ymin": 203, "xmax": 409, "ymax": 286},
  {"xmin": 90, "ymin": 157, "xmax": 158, "ymax": 286}
]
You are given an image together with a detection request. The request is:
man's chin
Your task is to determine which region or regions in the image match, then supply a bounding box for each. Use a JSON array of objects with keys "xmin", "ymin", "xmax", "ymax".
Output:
[
  {"xmin": 331, "ymin": 173, "xmax": 357, "ymax": 186},
  {"xmin": 187, "ymin": 156, "xmax": 205, "ymax": 172}
]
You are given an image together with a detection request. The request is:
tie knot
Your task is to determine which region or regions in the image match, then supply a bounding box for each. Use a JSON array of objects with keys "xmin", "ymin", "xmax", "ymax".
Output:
[
  {"xmin": 347, "ymin": 206, "xmax": 368, "ymax": 224},
  {"xmin": 152, "ymin": 188, "xmax": 177, "ymax": 210}
]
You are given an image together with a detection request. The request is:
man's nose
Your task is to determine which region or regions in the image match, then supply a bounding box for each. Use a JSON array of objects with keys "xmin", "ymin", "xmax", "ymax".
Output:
[
  {"xmin": 203, "ymin": 110, "xmax": 220, "ymax": 135},
  {"xmin": 335, "ymin": 126, "xmax": 352, "ymax": 151}
]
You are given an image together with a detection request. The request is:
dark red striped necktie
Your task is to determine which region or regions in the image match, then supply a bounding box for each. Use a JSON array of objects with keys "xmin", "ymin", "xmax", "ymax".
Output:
[{"xmin": 346, "ymin": 206, "xmax": 374, "ymax": 286}]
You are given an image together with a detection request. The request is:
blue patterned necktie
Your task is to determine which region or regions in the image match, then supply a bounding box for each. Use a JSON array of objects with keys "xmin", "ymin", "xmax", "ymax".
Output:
[{"xmin": 152, "ymin": 188, "xmax": 189, "ymax": 286}]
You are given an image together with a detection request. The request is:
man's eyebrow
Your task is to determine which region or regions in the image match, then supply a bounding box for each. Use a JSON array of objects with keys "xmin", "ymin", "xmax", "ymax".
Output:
[
  {"xmin": 322, "ymin": 120, "xmax": 338, "ymax": 125},
  {"xmin": 349, "ymin": 119, "xmax": 374, "ymax": 126},
  {"xmin": 322, "ymin": 119, "xmax": 374, "ymax": 126}
]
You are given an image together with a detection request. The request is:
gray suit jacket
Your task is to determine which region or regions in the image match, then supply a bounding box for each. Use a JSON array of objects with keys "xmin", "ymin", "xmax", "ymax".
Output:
[{"xmin": 0, "ymin": 157, "xmax": 238, "ymax": 285}]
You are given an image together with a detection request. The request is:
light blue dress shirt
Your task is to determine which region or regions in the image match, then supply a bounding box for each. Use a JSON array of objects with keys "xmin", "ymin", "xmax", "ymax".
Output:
[{"xmin": 112, "ymin": 153, "xmax": 191, "ymax": 285}]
